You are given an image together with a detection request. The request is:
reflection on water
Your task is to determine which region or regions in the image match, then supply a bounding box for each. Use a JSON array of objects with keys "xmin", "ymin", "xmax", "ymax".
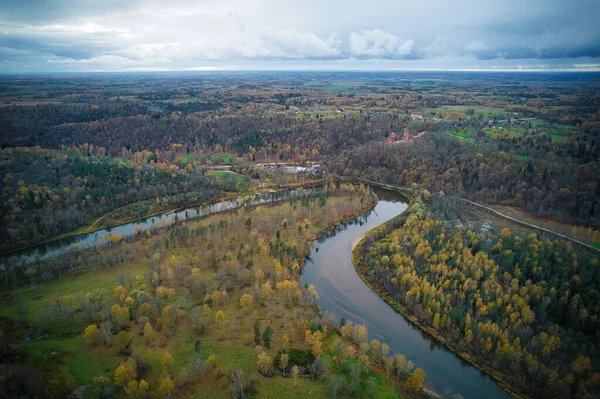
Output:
[{"xmin": 302, "ymin": 188, "xmax": 513, "ymax": 399}]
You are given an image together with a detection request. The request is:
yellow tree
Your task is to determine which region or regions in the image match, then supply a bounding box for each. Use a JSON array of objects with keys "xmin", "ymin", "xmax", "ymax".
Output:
[
  {"xmin": 357, "ymin": 324, "xmax": 368, "ymax": 343},
  {"xmin": 239, "ymin": 293, "xmax": 255, "ymax": 314},
  {"xmin": 305, "ymin": 330, "xmax": 324, "ymax": 357},
  {"xmin": 370, "ymin": 339, "xmax": 381, "ymax": 357},
  {"xmin": 255, "ymin": 268, "xmax": 265, "ymax": 284},
  {"xmin": 114, "ymin": 358, "xmax": 137, "ymax": 387},
  {"xmin": 384, "ymin": 357, "xmax": 394, "ymax": 380},
  {"xmin": 158, "ymin": 376, "xmax": 175, "ymax": 397},
  {"xmin": 260, "ymin": 281, "xmax": 272, "ymax": 303},
  {"xmin": 215, "ymin": 310, "xmax": 225, "ymax": 328},
  {"xmin": 161, "ymin": 351, "xmax": 174, "ymax": 372},
  {"xmin": 307, "ymin": 284, "xmax": 319, "ymax": 303},
  {"xmin": 282, "ymin": 333, "xmax": 290, "ymax": 351},
  {"xmin": 111, "ymin": 304, "xmax": 129, "ymax": 327},
  {"xmin": 405, "ymin": 368, "xmax": 426, "ymax": 395},
  {"xmin": 433, "ymin": 312, "xmax": 441, "ymax": 329},
  {"xmin": 83, "ymin": 324, "xmax": 101, "ymax": 347},
  {"xmin": 381, "ymin": 343, "xmax": 390, "ymax": 357},
  {"xmin": 124, "ymin": 379, "xmax": 149, "ymax": 399},
  {"xmin": 394, "ymin": 354, "xmax": 407, "ymax": 379},
  {"xmin": 257, "ymin": 352, "xmax": 272, "ymax": 375},
  {"xmin": 280, "ymin": 353, "xmax": 289, "ymax": 370},
  {"xmin": 114, "ymin": 285, "xmax": 126, "ymax": 301},
  {"xmin": 143, "ymin": 322, "xmax": 154, "ymax": 345},
  {"xmin": 138, "ymin": 303, "xmax": 153, "ymax": 319}
]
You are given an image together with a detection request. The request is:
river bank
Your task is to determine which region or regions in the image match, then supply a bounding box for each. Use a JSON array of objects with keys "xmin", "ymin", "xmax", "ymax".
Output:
[
  {"xmin": 351, "ymin": 195, "xmax": 531, "ymax": 399},
  {"xmin": 301, "ymin": 187, "xmax": 512, "ymax": 399},
  {"xmin": 2, "ymin": 179, "xmax": 326, "ymax": 257}
]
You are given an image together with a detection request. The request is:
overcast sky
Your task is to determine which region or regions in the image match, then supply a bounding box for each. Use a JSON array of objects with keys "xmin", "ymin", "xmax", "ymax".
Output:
[{"xmin": 1, "ymin": 0, "xmax": 599, "ymax": 72}]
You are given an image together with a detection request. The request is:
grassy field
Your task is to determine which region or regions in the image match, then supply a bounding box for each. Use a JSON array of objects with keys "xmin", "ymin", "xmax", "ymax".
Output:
[
  {"xmin": 485, "ymin": 128, "xmax": 568, "ymax": 143},
  {"xmin": 303, "ymin": 81, "xmax": 361, "ymax": 93},
  {"xmin": 443, "ymin": 106, "xmax": 507, "ymax": 119},
  {"xmin": 528, "ymin": 119, "xmax": 570, "ymax": 142},
  {"xmin": 206, "ymin": 170, "xmax": 249, "ymax": 189},
  {"xmin": 180, "ymin": 154, "xmax": 203, "ymax": 164},
  {"xmin": 446, "ymin": 130, "xmax": 475, "ymax": 143},
  {"xmin": 211, "ymin": 152, "xmax": 232, "ymax": 164},
  {"xmin": 181, "ymin": 152, "xmax": 234, "ymax": 165}
]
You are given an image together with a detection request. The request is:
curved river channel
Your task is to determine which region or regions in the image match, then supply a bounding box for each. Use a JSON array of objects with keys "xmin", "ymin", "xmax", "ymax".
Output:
[
  {"xmin": 3, "ymin": 185, "xmax": 512, "ymax": 398},
  {"xmin": 302, "ymin": 188, "xmax": 513, "ymax": 399}
]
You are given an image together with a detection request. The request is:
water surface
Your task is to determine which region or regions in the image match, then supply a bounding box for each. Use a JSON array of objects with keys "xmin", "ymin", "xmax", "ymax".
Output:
[
  {"xmin": 2, "ymin": 187, "xmax": 324, "ymax": 265},
  {"xmin": 5, "ymin": 185, "xmax": 514, "ymax": 397},
  {"xmin": 302, "ymin": 188, "xmax": 513, "ymax": 399}
]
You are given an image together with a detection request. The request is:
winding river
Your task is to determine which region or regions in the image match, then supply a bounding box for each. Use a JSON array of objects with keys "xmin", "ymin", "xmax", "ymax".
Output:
[
  {"xmin": 302, "ymin": 188, "xmax": 513, "ymax": 399},
  {"xmin": 4, "ymin": 185, "xmax": 513, "ymax": 398}
]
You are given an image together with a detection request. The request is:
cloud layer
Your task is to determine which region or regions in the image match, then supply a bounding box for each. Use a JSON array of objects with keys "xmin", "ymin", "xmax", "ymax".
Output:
[{"xmin": 0, "ymin": 0, "xmax": 599, "ymax": 71}]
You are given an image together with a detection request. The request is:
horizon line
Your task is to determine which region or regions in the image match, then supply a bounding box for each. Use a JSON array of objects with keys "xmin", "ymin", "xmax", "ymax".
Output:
[{"xmin": 1, "ymin": 67, "xmax": 600, "ymax": 75}]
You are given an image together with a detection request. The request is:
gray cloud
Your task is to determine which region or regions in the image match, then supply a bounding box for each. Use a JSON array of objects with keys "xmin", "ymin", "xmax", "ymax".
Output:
[
  {"xmin": 348, "ymin": 29, "xmax": 413, "ymax": 59},
  {"xmin": 0, "ymin": 0, "xmax": 598, "ymax": 71},
  {"xmin": 474, "ymin": 44, "xmax": 600, "ymax": 61}
]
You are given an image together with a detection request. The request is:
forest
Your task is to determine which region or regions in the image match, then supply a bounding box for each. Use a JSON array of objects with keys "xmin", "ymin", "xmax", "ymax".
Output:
[
  {"xmin": 0, "ymin": 184, "xmax": 430, "ymax": 398},
  {"xmin": 354, "ymin": 192, "xmax": 600, "ymax": 399},
  {"xmin": 0, "ymin": 145, "xmax": 243, "ymax": 252},
  {"xmin": 0, "ymin": 71, "xmax": 599, "ymax": 399},
  {"xmin": 1, "ymin": 72, "xmax": 599, "ymax": 254},
  {"xmin": 327, "ymin": 134, "xmax": 600, "ymax": 232}
]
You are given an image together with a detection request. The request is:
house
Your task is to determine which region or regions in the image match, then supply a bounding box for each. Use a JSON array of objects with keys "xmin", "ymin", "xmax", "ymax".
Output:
[
  {"xmin": 403, "ymin": 127, "xmax": 410, "ymax": 141},
  {"xmin": 410, "ymin": 114, "xmax": 423, "ymax": 121}
]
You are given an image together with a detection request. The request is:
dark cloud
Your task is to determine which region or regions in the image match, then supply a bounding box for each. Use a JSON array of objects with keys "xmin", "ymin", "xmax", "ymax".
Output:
[
  {"xmin": 0, "ymin": 34, "xmax": 124, "ymax": 60},
  {"xmin": 474, "ymin": 43, "xmax": 600, "ymax": 61},
  {"xmin": 0, "ymin": 0, "xmax": 141, "ymax": 23}
]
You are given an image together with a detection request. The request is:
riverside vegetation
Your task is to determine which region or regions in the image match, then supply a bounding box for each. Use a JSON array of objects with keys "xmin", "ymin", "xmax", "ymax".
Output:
[
  {"xmin": 1, "ymin": 184, "xmax": 430, "ymax": 399},
  {"xmin": 1, "ymin": 71, "xmax": 599, "ymax": 398},
  {"xmin": 354, "ymin": 192, "xmax": 600, "ymax": 399}
]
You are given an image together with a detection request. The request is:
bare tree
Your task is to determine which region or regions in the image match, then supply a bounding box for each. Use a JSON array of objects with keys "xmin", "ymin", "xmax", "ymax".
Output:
[{"xmin": 99, "ymin": 321, "xmax": 112, "ymax": 346}]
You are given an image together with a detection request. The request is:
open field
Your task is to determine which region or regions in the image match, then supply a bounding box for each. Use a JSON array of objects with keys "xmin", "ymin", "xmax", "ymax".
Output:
[
  {"xmin": 206, "ymin": 170, "xmax": 249, "ymax": 189},
  {"xmin": 446, "ymin": 130, "xmax": 475, "ymax": 143},
  {"xmin": 443, "ymin": 106, "xmax": 507, "ymax": 119}
]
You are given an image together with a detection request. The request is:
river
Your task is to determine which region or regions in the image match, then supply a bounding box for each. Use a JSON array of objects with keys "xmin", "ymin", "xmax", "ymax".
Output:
[
  {"xmin": 4, "ymin": 185, "xmax": 513, "ymax": 398},
  {"xmin": 1, "ymin": 186, "xmax": 325, "ymax": 265},
  {"xmin": 302, "ymin": 187, "xmax": 513, "ymax": 399}
]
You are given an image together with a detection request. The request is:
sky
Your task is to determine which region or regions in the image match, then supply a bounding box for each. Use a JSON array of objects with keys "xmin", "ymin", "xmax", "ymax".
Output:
[{"xmin": 0, "ymin": 0, "xmax": 599, "ymax": 72}]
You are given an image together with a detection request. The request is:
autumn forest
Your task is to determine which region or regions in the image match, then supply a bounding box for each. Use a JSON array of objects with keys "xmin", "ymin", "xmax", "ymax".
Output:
[{"xmin": 0, "ymin": 71, "xmax": 599, "ymax": 399}]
